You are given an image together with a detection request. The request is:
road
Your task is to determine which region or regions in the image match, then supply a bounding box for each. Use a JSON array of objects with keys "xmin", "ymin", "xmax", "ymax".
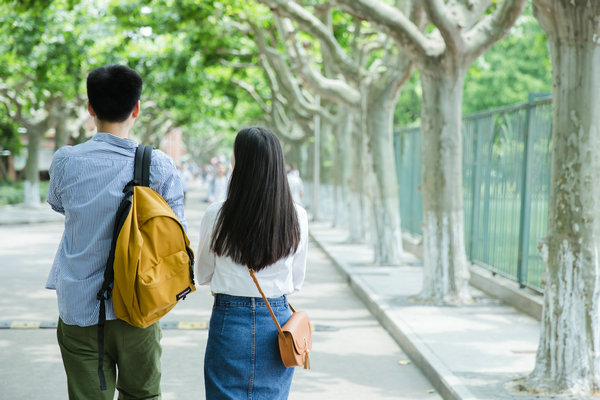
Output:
[{"xmin": 0, "ymin": 184, "xmax": 441, "ymax": 399}]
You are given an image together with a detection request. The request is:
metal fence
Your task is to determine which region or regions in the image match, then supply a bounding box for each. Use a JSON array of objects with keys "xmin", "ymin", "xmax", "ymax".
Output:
[{"xmin": 394, "ymin": 98, "xmax": 552, "ymax": 291}]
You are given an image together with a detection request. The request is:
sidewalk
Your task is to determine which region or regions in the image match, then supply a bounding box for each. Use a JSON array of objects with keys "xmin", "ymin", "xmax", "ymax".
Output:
[
  {"xmin": 2, "ymin": 196, "xmax": 591, "ymax": 399},
  {"xmin": 1, "ymin": 187, "xmax": 442, "ymax": 399},
  {"xmin": 0, "ymin": 202, "xmax": 63, "ymax": 225},
  {"xmin": 309, "ymin": 222, "xmax": 594, "ymax": 400}
]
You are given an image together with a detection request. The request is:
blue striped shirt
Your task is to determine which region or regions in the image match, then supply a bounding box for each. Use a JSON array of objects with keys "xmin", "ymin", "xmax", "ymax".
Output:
[{"xmin": 46, "ymin": 132, "xmax": 187, "ymax": 327}]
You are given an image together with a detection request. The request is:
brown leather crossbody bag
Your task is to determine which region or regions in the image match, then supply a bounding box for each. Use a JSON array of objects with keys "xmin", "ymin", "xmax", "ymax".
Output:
[{"xmin": 248, "ymin": 268, "xmax": 312, "ymax": 369}]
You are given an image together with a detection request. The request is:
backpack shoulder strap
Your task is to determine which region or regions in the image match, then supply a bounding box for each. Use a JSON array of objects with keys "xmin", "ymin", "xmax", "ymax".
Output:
[
  {"xmin": 96, "ymin": 144, "xmax": 152, "ymax": 390},
  {"xmin": 134, "ymin": 145, "xmax": 153, "ymax": 187}
]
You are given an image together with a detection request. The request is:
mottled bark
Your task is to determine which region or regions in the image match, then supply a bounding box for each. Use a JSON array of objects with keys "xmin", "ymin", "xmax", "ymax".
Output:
[
  {"xmin": 348, "ymin": 122, "xmax": 366, "ymax": 242},
  {"xmin": 524, "ymin": 0, "xmax": 600, "ymax": 394},
  {"xmin": 257, "ymin": 0, "xmax": 416, "ymax": 261},
  {"xmin": 24, "ymin": 127, "xmax": 42, "ymax": 205},
  {"xmin": 53, "ymin": 106, "xmax": 71, "ymax": 150},
  {"xmin": 417, "ymin": 69, "xmax": 470, "ymax": 303},
  {"xmin": 334, "ymin": 0, "xmax": 526, "ymax": 302},
  {"xmin": 332, "ymin": 110, "xmax": 353, "ymax": 228},
  {"xmin": 364, "ymin": 76, "xmax": 404, "ymax": 264}
]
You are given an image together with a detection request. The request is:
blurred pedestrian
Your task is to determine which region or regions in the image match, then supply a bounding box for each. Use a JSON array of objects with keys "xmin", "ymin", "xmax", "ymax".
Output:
[
  {"xmin": 208, "ymin": 162, "xmax": 229, "ymax": 203},
  {"xmin": 196, "ymin": 126, "xmax": 309, "ymax": 399},
  {"xmin": 287, "ymin": 162, "xmax": 304, "ymax": 206},
  {"xmin": 178, "ymin": 163, "xmax": 193, "ymax": 205}
]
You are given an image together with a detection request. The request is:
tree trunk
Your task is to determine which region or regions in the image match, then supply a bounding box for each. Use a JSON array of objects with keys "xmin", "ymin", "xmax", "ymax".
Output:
[
  {"xmin": 364, "ymin": 78, "xmax": 404, "ymax": 265},
  {"xmin": 54, "ymin": 111, "xmax": 70, "ymax": 150},
  {"xmin": 417, "ymin": 69, "xmax": 471, "ymax": 303},
  {"xmin": 338, "ymin": 111, "xmax": 353, "ymax": 230},
  {"xmin": 24, "ymin": 128, "xmax": 42, "ymax": 206},
  {"xmin": 332, "ymin": 110, "xmax": 353, "ymax": 228},
  {"xmin": 524, "ymin": 1, "xmax": 600, "ymax": 394},
  {"xmin": 285, "ymin": 141, "xmax": 302, "ymax": 168},
  {"xmin": 348, "ymin": 121, "xmax": 365, "ymax": 242}
]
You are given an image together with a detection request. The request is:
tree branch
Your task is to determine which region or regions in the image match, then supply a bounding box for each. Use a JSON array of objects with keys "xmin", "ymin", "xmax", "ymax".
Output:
[
  {"xmin": 532, "ymin": 0, "xmax": 553, "ymax": 11},
  {"xmin": 219, "ymin": 59, "xmax": 258, "ymax": 69},
  {"xmin": 231, "ymin": 77, "xmax": 270, "ymax": 114},
  {"xmin": 249, "ymin": 19, "xmax": 336, "ymax": 123},
  {"xmin": 422, "ymin": 0, "xmax": 461, "ymax": 52},
  {"xmin": 258, "ymin": 54, "xmax": 288, "ymax": 106},
  {"xmin": 274, "ymin": 16, "xmax": 361, "ymax": 107},
  {"xmin": 334, "ymin": 0, "xmax": 436, "ymax": 61},
  {"xmin": 257, "ymin": 0, "xmax": 362, "ymax": 80},
  {"xmin": 463, "ymin": 0, "xmax": 528, "ymax": 62},
  {"xmin": 294, "ymin": 60, "xmax": 361, "ymax": 108},
  {"xmin": 0, "ymin": 96, "xmax": 14, "ymax": 120},
  {"xmin": 271, "ymin": 101, "xmax": 308, "ymax": 143},
  {"xmin": 0, "ymin": 87, "xmax": 25, "ymax": 126}
]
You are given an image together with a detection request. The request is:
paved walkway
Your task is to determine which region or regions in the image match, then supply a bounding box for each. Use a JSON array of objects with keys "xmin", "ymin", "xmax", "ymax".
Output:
[
  {"xmin": 309, "ymin": 223, "xmax": 599, "ymax": 400},
  {"xmin": 2, "ymin": 183, "xmax": 597, "ymax": 399},
  {"xmin": 0, "ymin": 184, "xmax": 440, "ymax": 399}
]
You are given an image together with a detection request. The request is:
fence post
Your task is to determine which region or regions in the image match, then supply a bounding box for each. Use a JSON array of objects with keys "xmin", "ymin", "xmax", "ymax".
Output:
[
  {"xmin": 516, "ymin": 96, "xmax": 536, "ymax": 288},
  {"xmin": 469, "ymin": 119, "xmax": 482, "ymax": 261},
  {"xmin": 482, "ymin": 118, "xmax": 493, "ymax": 263},
  {"xmin": 393, "ymin": 129, "xmax": 403, "ymax": 229}
]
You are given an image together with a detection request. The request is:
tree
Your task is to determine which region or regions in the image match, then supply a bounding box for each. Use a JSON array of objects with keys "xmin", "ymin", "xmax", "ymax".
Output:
[
  {"xmin": 394, "ymin": 5, "xmax": 552, "ymax": 125},
  {"xmin": 336, "ymin": 0, "xmax": 527, "ymax": 302},
  {"xmin": 0, "ymin": 0, "xmax": 95, "ymax": 204},
  {"xmin": 519, "ymin": 0, "xmax": 600, "ymax": 395},
  {"xmin": 258, "ymin": 0, "xmax": 425, "ymax": 264},
  {"xmin": 110, "ymin": 0, "xmax": 277, "ymax": 158},
  {"xmin": 247, "ymin": 14, "xmax": 357, "ymax": 229},
  {"xmin": 0, "ymin": 113, "xmax": 21, "ymax": 181}
]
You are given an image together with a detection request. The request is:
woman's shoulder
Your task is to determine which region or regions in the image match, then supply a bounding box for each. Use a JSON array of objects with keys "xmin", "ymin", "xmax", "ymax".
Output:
[
  {"xmin": 199, "ymin": 201, "xmax": 224, "ymax": 235},
  {"xmin": 294, "ymin": 203, "xmax": 308, "ymax": 227},
  {"xmin": 205, "ymin": 201, "xmax": 224, "ymax": 216},
  {"xmin": 294, "ymin": 203, "xmax": 307, "ymax": 218}
]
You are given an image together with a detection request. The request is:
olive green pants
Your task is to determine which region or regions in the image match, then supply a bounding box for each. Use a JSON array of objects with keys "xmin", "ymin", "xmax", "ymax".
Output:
[{"xmin": 57, "ymin": 318, "xmax": 162, "ymax": 400}]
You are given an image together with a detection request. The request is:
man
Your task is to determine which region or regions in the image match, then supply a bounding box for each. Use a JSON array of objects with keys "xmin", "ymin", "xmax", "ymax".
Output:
[
  {"xmin": 177, "ymin": 163, "xmax": 193, "ymax": 205},
  {"xmin": 208, "ymin": 162, "xmax": 229, "ymax": 203},
  {"xmin": 46, "ymin": 64, "xmax": 186, "ymax": 399}
]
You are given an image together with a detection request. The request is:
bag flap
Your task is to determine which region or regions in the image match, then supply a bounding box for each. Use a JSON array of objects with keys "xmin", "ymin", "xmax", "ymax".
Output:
[
  {"xmin": 281, "ymin": 311, "xmax": 312, "ymax": 353},
  {"xmin": 132, "ymin": 186, "xmax": 193, "ymax": 248}
]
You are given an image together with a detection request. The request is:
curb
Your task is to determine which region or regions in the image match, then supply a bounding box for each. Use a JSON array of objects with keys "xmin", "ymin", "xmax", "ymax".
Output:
[
  {"xmin": 0, "ymin": 205, "xmax": 64, "ymax": 226},
  {"xmin": 0, "ymin": 320, "xmax": 336, "ymax": 332},
  {"xmin": 310, "ymin": 231, "xmax": 478, "ymax": 400},
  {"xmin": 0, "ymin": 321, "xmax": 209, "ymax": 330}
]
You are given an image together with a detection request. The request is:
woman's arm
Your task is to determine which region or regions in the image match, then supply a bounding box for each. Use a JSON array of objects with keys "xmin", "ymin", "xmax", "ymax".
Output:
[
  {"xmin": 292, "ymin": 207, "xmax": 309, "ymax": 292},
  {"xmin": 195, "ymin": 206, "xmax": 218, "ymax": 285}
]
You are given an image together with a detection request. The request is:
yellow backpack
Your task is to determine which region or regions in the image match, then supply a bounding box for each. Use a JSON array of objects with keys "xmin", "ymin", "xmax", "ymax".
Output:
[{"xmin": 95, "ymin": 145, "xmax": 195, "ymax": 390}]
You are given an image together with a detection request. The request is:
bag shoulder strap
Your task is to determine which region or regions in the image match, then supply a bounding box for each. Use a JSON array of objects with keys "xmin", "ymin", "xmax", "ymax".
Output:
[
  {"xmin": 134, "ymin": 145, "xmax": 153, "ymax": 187},
  {"xmin": 248, "ymin": 268, "xmax": 286, "ymax": 334},
  {"xmin": 95, "ymin": 144, "xmax": 152, "ymax": 390}
]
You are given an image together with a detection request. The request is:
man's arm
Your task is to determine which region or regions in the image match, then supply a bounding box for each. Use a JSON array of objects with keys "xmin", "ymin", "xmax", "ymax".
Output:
[
  {"xmin": 153, "ymin": 150, "xmax": 187, "ymax": 231},
  {"xmin": 47, "ymin": 149, "xmax": 67, "ymax": 215}
]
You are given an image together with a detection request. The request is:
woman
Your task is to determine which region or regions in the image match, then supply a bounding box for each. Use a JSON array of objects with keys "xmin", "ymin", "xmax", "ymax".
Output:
[{"xmin": 196, "ymin": 126, "xmax": 309, "ymax": 399}]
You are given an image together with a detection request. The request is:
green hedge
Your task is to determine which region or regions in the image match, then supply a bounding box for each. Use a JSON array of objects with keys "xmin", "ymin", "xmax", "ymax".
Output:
[{"xmin": 0, "ymin": 181, "xmax": 49, "ymax": 206}]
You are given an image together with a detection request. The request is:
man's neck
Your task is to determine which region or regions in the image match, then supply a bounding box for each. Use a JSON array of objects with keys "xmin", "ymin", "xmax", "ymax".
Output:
[{"xmin": 95, "ymin": 121, "xmax": 131, "ymax": 139}]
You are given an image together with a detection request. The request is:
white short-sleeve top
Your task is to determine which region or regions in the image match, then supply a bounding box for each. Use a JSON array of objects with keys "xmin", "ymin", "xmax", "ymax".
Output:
[{"xmin": 195, "ymin": 201, "xmax": 309, "ymax": 298}]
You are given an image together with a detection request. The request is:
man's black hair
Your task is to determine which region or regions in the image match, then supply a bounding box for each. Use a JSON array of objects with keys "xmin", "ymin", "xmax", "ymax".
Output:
[{"xmin": 86, "ymin": 64, "xmax": 143, "ymax": 122}]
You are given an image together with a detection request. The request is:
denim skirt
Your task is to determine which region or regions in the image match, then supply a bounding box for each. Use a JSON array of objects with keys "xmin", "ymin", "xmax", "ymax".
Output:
[{"xmin": 204, "ymin": 293, "xmax": 294, "ymax": 400}]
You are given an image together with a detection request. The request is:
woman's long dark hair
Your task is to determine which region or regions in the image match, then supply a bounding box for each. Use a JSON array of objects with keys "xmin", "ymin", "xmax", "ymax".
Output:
[{"xmin": 210, "ymin": 126, "xmax": 301, "ymax": 272}]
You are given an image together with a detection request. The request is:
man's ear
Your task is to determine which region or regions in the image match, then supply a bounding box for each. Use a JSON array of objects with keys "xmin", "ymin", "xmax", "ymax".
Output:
[
  {"xmin": 132, "ymin": 101, "xmax": 140, "ymax": 118},
  {"xmin": 87, "ymin": 101, "xmax": 96, "ymax": 117}
]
